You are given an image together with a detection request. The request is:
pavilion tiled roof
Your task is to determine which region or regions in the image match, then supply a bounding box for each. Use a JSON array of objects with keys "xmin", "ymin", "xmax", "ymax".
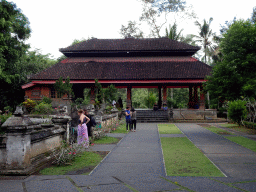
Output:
[
  {"xmin": 59, "ymin": 37, "xmax": 200, "ymax": 53},
  {"xmin": 29, "ymin": 56, "xmax": 212, "ymax": 80}
]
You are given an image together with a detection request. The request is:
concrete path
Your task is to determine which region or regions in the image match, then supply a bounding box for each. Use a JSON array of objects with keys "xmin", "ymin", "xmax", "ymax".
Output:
[
  {"xmin": 175, "ymin": 123, "xmax": 256, "ymax": 179},
  {"xmin": 1, "ymin": 123, "xmax": 256, "ymax": 192},
  {"xmin": 90, "ymin": 123, "xmax": 166, "ymax": 177}
]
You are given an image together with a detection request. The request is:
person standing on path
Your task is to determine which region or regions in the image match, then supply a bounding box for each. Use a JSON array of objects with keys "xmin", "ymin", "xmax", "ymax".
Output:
[
  {"xmin": 83, "ymin": 109, "xmax": 92, "ymax": 138},
  {"xmin": 77, "ymin": 109, "xmax": 90, "ymax": 148},
  {"xmin": 125, "ymin": 107, "xmax": 131, "ymax": 131},
  {"xmin": 131, "ymin": 108, "xmax": 137, "ymax": 132}
]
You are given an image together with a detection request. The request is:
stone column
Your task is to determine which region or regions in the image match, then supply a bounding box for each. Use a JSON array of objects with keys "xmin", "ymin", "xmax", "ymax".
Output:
[
  {"xmin": 158, "ymin": 85, "xmax": 162, "ymax": 109},
  {"xmin": 199, "ymin": 85, "xmax": 205, "ymax": 110},
  {"xmin": 90, "ymin": 86, "xmax": 95, "ymax": 104},
  {"xmin": 126, "ymin": 85, "xmax": 132, "ymax": 108},
  {"xmin": 188, "ymin": 86, "xmax": 194, "ymax": 108},
  {"xmin": 163, "ymin": 85, "xmax": 167, "ymax": 104}
]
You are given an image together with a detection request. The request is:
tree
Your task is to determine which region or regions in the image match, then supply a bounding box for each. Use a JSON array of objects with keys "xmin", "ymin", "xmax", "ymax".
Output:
[
  {"xmin": 165, "ymin": 22, "xmax": 183, "ymax": 40},
  {"xmin": 120, "ymin": 21, "xmax": 144, "ymax": 38},
  {"xmin": 205, "ymin": 19, "xmax": 256, "ymax": 101},
  {"xmin": 138, "ymin": 0, "xmax": 195, "ymax": 37},
  {"xmin": 252, "ymin": 7, "xmax": 256, "ymax": 23},
  {"xmin": 54, "ymin": 76, "xmax": 74, "ymax": 99},
  {"xmin": 0, "ymin": 0, "xmax": 31, "ymax": 110},
  {"xmin": 194, "ymin": 17, "xmax": 217, "ymax": 64},
  {"xmin": 104, "ymin": 84, "xmax": 117, "ymax": 104}
]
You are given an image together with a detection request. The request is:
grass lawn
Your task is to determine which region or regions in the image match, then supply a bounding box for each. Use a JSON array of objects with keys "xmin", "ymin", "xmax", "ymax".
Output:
[
  {"xmin": 93, "ymin": 136, "xmax": 119, "ymax": 144},
  {"xmin": 40, "ymin": 151, "xmax": 102, "ymax": 175},
  {"xmin": 161, "ymin": 137, "xmax": 225, "ymax": 177},
  {"xmin": 110, "ymin": 120, "xmax": 127, "ymax": 133},
  {"xmin": 202, "ymin": 126, "xmax": 233, "ymax": 135},
  {"xmin": 158, "ymin": 124, "xmax": 183, "ymax": 134},
  {"xmin": 219, "ymin": 123, "xmax": 256, "ymax": 135},
  {"xmin": 224, "ymin": 136, "xmax": 256, "ymax": 153}
]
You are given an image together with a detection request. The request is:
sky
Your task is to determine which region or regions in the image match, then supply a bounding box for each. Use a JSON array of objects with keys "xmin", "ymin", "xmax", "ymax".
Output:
[{"xmin": 10, "ymin": 0, "xmax": 256, "ymax": 59}]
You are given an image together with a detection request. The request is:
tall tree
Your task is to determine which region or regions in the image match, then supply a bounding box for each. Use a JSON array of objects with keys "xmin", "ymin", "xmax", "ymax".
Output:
[
  {"xmin": 165, "ymin": 22, "xmax": 183, "ymax": 40},
  {"xmin": 205, "ymin": 19, "xmax": 256, "ymax": 101},
  {"xmin": 0, "ymin": 0, "xmax": 31, "ymax": 110},
  {"xmin": 138, "ymin": 0, "xmax": 195, "ymax": 37},
  {"xmin": 120, "ymin": 21, "xmax": 144, "ymax": 38},
  {"xmin": 194, "ymin": 17, "xmax": 216, "ymax": 64},
  {"xmin": 252, "ymin": 6, "xmax": 256, "ymax": 23}
]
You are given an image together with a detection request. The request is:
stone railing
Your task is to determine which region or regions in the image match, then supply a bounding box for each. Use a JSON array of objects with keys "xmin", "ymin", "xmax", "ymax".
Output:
[
  {"xmin": 0, "ymin": 107, "xmax": 71, "ymax": 175},
  {"xmin": 172, "ymin": 109, "xmax": 218, "ymax": 120}
]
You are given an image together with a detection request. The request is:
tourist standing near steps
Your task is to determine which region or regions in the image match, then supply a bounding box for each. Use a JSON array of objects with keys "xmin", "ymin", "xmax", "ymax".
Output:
[
  {"xmin": 125, "ymin": 107, "xmax": 131, "ymax": 131},
  {"xmin": 131, "ymin": 108, "xmax": 137, "ymax": 132},
  {"xmin": 77, "ymin": 109, "xmax": 90, "ymax": 148},
  {"xmin": 83, "ymin": 109, "xmax": 92, "ymax": 138}
]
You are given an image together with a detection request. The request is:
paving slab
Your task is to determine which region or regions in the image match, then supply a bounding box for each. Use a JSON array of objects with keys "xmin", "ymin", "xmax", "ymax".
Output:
[
  {"xmin": 117, "ymin": 174, "xmax": 180, "ymax": 192},
  {"xmin": 214, "ymin": 163, "xmax": 256, "ymax": 179},
  {"xmin": 113, "ymin": 146, "xmax": 162, "ymax": 154},
  {"xmin": 207, "ymin": 154, "xmax": 256, "ymax": 164},
  {"xmin": 86, "ymin": 144, "xmax": 116, "ymax": 152},
  {"xmin": 25, "ymin": 179, "xmax": 78, "ymax": 192},
  {"xmin": 212, "ymin": 177, "xmax": 256, "ymax": 183},
  {"xmin": 91, "ymin": 162, "xmax": 165, "ymax": 176},
  {"xmin": 106, "ymin": 133, "xmax": 126, "ymax": 138},
  {"xmin": 0, "ymin": 181, "xmax": 24, "ymax": 192},
  {"xmin": 198, "ymin": 145, "xmax": 255, "ymax": 154},
  {"xmin": 24, "ymin": 175, "xmax": 67, "ymax": 182},
  {"xmin": 104, "ymin": 153, "xmax": 163, "ymax": 163},
  {"xmin": 68, "ymin": 175, "xmax": 120, "ymax": 186},
  {"xmin": 233, "ymin": 182, "xmax": 256, "ymax": 191},
  {"xmin": 81, "ymin": 184, "xmax": 133, "ymax": 192},
  {"xmin": 160, "ymin": 134, "xmax": 185, "ymax": 137},
  {"xmin": 164, "ymin": 176, "xmax": 241, "ymax": 192}
]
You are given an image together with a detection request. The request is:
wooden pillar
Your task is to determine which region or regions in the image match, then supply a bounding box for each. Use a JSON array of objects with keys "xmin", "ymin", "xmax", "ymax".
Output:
[
  {"xmin": 188, "ymin": 86, "xmax": 193, "ymax": 108},
  {"xmin": 171, "ymin": 88, "xmax": 174, "ymax": 108},
  {"xmin": 194, "ymin": 86, "xmax": 198, "ymax": 107},
  {"xmin": 90, "ymin": 86, "xmax": 95, "ymax": 104},
  {"xmin": 158, "ymin": 85, "xmax": 162, "ymax": 109},
  {"xmin": 199, "ymin": 85, "xmax": 205, "ymax": 110},
  {"xmin": 126, "ymin": 85, "xmax": 132, "ymax": 108},
  {"xmin": 163, "ymin": 85, "xmax": 167, "ymax": 104}
]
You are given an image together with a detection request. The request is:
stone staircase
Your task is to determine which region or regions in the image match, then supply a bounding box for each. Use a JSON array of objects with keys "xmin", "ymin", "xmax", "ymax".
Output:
[{"xmin": 136, "ymin": 109, "xmax": 169, "ymax": 123}]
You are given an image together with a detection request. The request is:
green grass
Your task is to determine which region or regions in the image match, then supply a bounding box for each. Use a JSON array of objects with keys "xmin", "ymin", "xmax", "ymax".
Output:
[
  {"xmin": 220, "ymin": 123, "xmax": 256, "ymax": 134},
  {"xmin": 161, "ymin": 137, "xmax": 225, "ymax": 177},
  {"xmin": 224, "ymin": 136, "xmax": 256, "ymax": 153},
  {"xmin": 40, "ymin": 151, "xmax": 102, "ymax": 175},
  {"xmin": 158, "ymin": 124, "xmax": 183, "ymax": 134},
  {"xmin": 110, "ymin": 121, "xmax": 127, "ymax": 133},
  {"xmin": 93, "ymin": 136, "xmax": 119, "ymax": 144},
  {"xmin": 202, "ymin": 126, "xmax": 233, "ymax": 135}
]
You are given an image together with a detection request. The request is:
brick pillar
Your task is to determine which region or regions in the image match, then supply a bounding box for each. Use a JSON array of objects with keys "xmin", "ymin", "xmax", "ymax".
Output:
[
  {"xmin": 199, "ymin": 85, "xmax": 205, "ymax": 110},
  {"xmin": 163, "ymin": 85, "xmax": 167, "ymax": 104},
  {"xmin": 90, "ymin": 86, "xmax": 95, "ymax": 104},
  {"xmin": 158, "ymin": 85, "xmax": 162, "ymax": 109},
  {"xmin": 126, "ymin": 86, "xmax": 132, "ymax": 108},
  {"xmin": 188, "ymin": 86, "xmax": 194, "ymax": 108}
]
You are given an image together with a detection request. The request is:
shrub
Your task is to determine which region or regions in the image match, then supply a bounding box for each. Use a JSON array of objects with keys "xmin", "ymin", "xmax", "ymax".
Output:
[
  {"xmin": 42, "ymin": 97, "xmax": 52, "ymax": 104},
  {"xmin": 228, "ymin": 100, "xmax": 247, "ymax": 125},
  {"xmin": 243, "ymin": 121, "xmax": 256, "ymax": 130},
  {"xmin": 144, "ymin": 92, "xmax": 157, "ymax": 108},
  {"xmin": 0, "ymin": 113, "xmax": 12, "ymax": 134},
  {"xmin": 23, "ymin": 99, "xmax": 36, "ymax": 113},
  {"xmin": 4, "ymin": 106, "xmax": 13, "ymax": 113},
  {"xmin": 34, "ymin": 102, "xmax": 53, "ymax": 114}
]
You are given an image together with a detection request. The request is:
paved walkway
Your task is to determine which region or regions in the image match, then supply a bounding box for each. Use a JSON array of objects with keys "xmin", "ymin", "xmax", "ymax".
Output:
[{"xmin": 1, "ymin": 123, "xmax": 256, "ymax": 192}]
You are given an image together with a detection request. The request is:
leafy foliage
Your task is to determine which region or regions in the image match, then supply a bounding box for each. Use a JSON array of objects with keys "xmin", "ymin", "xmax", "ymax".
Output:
[
  {"xmin": 23, "ymin": 99, "xmax": 36, "ymax": 113},
  {"xmin": 104, "ymin": 84, "xmax": 117, "ymax": 104},
  {"xmin": 120, "ymin": 21, "xmax": 144, "ymax": 38},
  {"xmin": 144, "ymin": 92, "xmax": 157, "ymax": 108},
  {"xmin": 34, "ymin": 102, "xmax": 53, "ymax": 114},
  {"xmin": 228, "ymin": 100, "xmax": 247, "ymax": 125},
  {"xmin": 205, "ymin": 20, "xmax": 256, "ymax": 101},
  {"xmin": 54, "ymin": 76, "xmax": 74, "ymax": 99}
]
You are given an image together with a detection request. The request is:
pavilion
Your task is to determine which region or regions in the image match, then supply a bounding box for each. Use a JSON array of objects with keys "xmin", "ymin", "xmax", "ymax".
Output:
[{"xmin": 22, "ymin": 37, "xmax": 212, "ymax": 110}]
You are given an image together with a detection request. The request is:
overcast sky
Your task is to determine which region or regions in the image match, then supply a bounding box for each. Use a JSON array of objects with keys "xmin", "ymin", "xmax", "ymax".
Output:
[{"xmin": 11, "ymin": 0, "xmax": 256, "ymax": 59}]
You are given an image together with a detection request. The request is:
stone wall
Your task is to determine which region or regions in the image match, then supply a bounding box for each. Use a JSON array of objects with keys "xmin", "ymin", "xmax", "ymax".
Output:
[
  {"xmin": 173, "ymin": 109, "xmax": 217, "ymax": 120},
  {"xmin": 0, "ymin": 107, "xmax": 70, "ymax": 175}
]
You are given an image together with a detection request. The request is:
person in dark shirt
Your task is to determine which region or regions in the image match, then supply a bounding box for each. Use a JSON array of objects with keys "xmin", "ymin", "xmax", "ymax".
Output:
[
  {"xmin": 83, "ymin": 109, "xmax": 92, "ymax": 137},
  {"xmin": 125, "ymin": 107, "xmax": 131, "ymax": 131}
]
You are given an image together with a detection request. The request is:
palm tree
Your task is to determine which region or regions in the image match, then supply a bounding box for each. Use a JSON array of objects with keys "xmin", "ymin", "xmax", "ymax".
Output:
[
  {"xmin": 194, "ymin": 17, "xmax": 215, "ymax": 64},
  {"xmin": 165, "ymin": 22, "xmax": 183, "ymax": 40}
]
